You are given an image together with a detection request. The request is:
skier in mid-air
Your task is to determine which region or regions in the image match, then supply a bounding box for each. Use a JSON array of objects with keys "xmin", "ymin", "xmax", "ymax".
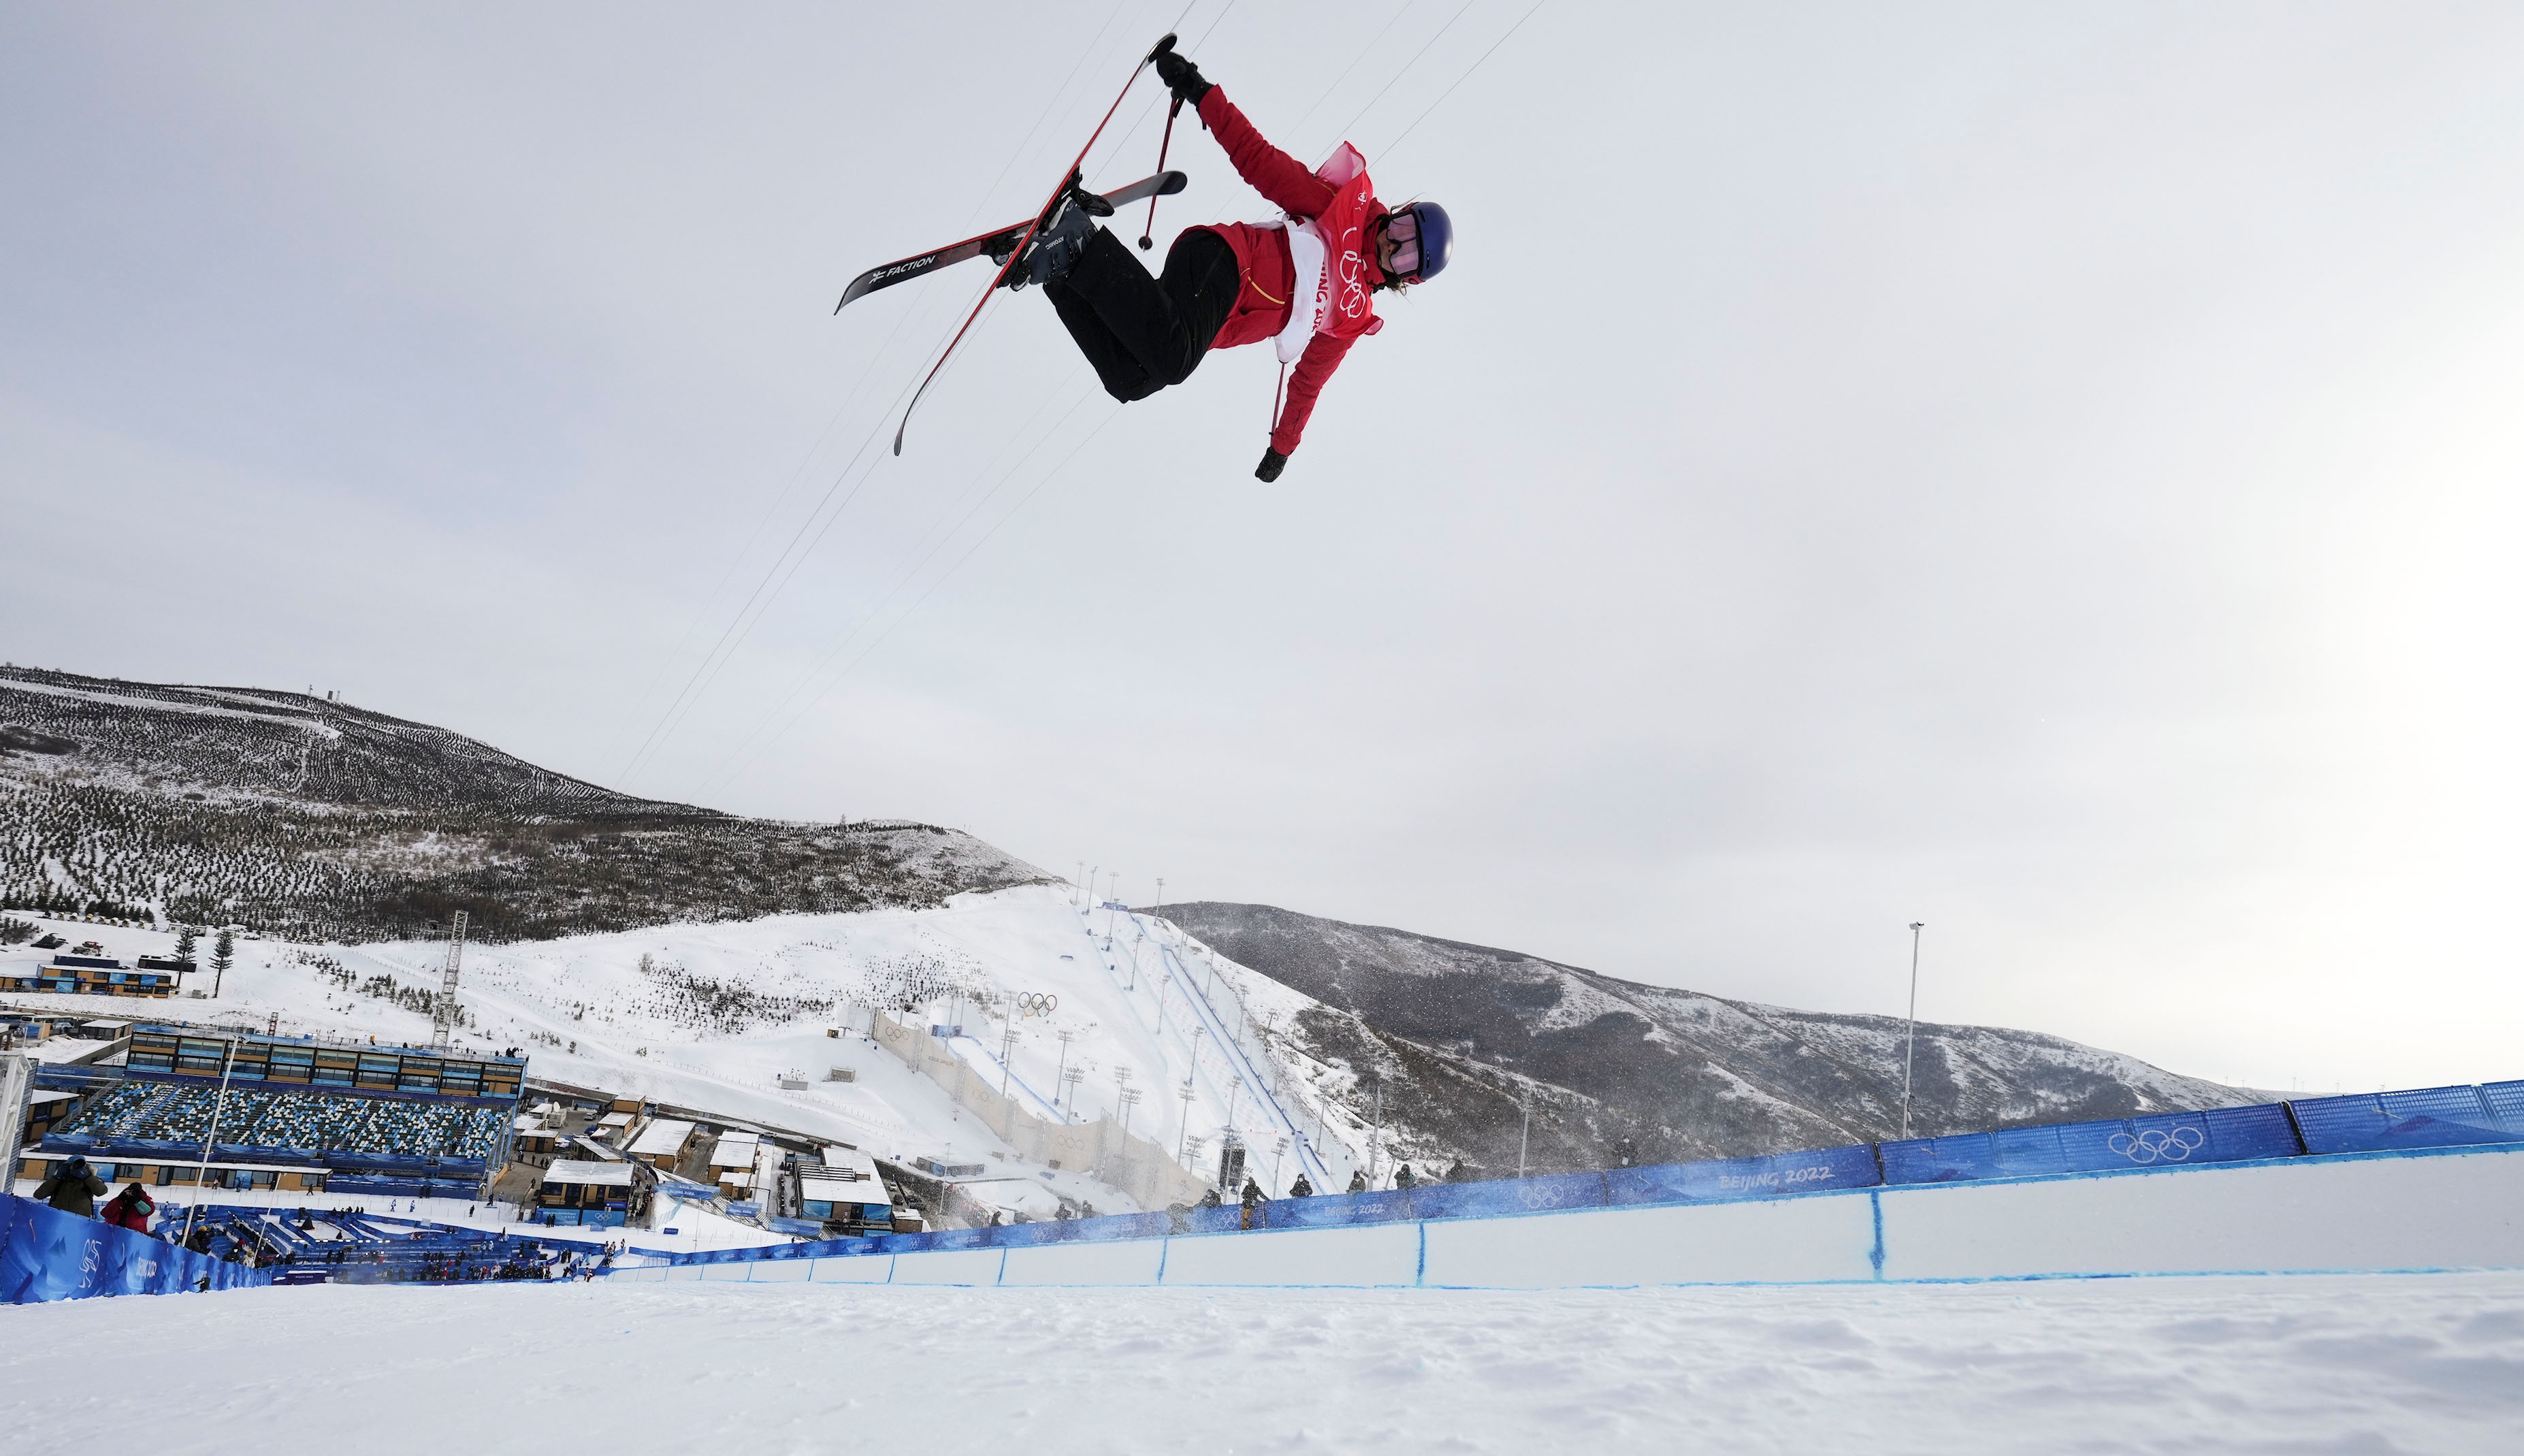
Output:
[{"xmin": 1013, "ymin": 46, "xmax": 1453, "ymax": 483}]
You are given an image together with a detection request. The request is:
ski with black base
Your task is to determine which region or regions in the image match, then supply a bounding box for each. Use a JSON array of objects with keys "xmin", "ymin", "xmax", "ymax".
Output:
[
  {"xmin": 833, "ymin": 170, "xmax": 1187, "ymax": 314},
  {"xmin": 890, "ymin": 33, "xmax": 1179, "ymax": 457}
]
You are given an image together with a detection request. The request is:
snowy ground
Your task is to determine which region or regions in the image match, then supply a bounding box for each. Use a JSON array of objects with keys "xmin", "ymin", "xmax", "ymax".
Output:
[{"xmin": 5, "ymin": 1273, "xmax": 2519, "ymax": 1453}]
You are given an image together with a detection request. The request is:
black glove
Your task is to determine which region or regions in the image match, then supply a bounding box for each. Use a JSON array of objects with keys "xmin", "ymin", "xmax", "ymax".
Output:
[
  {"xmin": 1154, "ymin": 50, "xmax": 1212, "ymax": 107},
  {"xmin": 1255, "ymin": 448, "xmax": 1287, "ymax": 483}
]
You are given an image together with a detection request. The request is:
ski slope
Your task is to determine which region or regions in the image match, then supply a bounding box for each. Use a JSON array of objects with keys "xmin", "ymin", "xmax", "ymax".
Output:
[
  {"xmin": 2, "ymin": 886, "xmax": 1364, "ymax": 1216},
  {"xmin": 5, "ymin": 1273, "xmax": 2519, "ymax": 1454}
]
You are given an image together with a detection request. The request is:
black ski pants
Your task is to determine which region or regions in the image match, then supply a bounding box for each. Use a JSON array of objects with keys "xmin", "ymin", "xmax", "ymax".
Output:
[{"xmin": 1046, "ymin": 225, "xmax": 1240, "ymax": 403}]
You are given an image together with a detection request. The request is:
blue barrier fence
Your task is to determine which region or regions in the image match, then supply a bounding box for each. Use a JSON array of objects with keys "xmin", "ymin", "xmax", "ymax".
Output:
[
  {"xmin": 641, "ymin": 1077, "xmax": 2524, "ymax": 1271},
  {"xmin": 1876, "ymin": 1103, "xmax": 2305, "ymax": 1184},
  {"xmin": 2, "ymin": 1194, "xmax": 274, "ymax": 1304}
]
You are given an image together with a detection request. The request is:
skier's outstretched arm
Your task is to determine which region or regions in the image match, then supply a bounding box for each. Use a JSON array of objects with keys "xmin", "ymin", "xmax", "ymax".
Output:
[
  {"xmin": 1157, "ymin": 51, "xmax": 1337, "ymax": 219},
  {"xmin": 1203, "ymin": 91, "xmax": 1339, "ymax": 219},
  {"xmin": 1259, "ymin": 332, "xmax": 1357, "ymax": 479}
]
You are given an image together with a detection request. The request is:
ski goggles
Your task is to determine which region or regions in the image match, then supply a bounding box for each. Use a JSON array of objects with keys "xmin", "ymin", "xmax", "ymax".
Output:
[{"xmin": 1384, "ymin": 208, "xmax": 1422, "ymax": 280}]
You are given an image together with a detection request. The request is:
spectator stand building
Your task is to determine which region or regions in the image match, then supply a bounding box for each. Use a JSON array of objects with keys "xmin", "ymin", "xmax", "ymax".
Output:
[
  {"xmin": 0, "ymin": 945, "xmax": 190, "ymax": 998},
  {"xmin": 709, "ymin": 1131, "xmax": 761, "ymax": 1201},
  {"xmin": 18, "ymin": 1086, "xmax": 77, "ymax": 1147},
  {"xmin": 535, "ymin": 1158, "xmax": 641, "ymax": 1227},
  {"xmin": 18, "ymin": 1024, "xmax": 525, "ymax": 1201},
  {"xmin": 624, "ymin": 1117, "xmax": 698, "ymax": 1173},
  {"xmin": 786, "ymin": 1144, "xmax": 896, "ymax": 1235}
]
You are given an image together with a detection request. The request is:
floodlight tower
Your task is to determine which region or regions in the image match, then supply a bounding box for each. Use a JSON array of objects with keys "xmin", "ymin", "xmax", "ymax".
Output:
[
  {"xmin": 1899, "ymin": 921, "xmax": 1926, "ymax": 1139},
  {"xmin": 431, "ymin": 910, "xmax": 469, "ymax": 1050}
]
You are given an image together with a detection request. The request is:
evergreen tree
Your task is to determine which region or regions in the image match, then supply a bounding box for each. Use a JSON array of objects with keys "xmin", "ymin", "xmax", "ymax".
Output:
[
  {"xmin": 174, "ymin": 924, "xmax": 198, "ymax": 962},
  {"xmin": 212, "ymin": 926, "xmax": 235, "ymax": 997}
]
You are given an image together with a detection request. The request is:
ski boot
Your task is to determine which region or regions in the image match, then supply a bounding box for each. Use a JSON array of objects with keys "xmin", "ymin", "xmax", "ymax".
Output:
[{"xmin": 1002, "ymin": 171, "xmax": 1112, "ymax": 291}]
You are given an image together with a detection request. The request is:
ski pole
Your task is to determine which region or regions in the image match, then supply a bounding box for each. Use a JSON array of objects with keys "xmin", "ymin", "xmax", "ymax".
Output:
[
  {"xmin": 894, "ymin": 32, "xmax": 1176, "ymax": 456},
  {"xmin": 1139, "ymin": 95, "xmax": 1184, "ymax": 252}
]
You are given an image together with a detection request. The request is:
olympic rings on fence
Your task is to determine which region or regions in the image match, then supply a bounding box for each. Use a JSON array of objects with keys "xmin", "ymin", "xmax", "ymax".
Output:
[
  {"xmin": 2107, "ymin": 1126, "xmax": 2207, "ymax": 1164},
  {"xmin": 1015, "ymin": 992, "xmax": 1058, "ymax": 1019}
]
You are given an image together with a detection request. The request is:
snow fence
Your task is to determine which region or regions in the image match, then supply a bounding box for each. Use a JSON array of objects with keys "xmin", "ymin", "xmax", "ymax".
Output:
[
  {"xmin": 3, "ymin": 1193, "xmax": 274, "ymax": 1304},
  {"xmin": 607, "ymin": 1079, "xmax": 2524, "ymax": 1289}
]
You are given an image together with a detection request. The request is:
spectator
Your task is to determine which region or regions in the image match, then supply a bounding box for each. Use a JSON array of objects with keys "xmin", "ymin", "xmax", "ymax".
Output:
[
  {"xmin": 185, "ymin": 1224, "xmax": 216, "ymax": 1255},
  {"xmin": 1240, "ymin": 1178, "xmax": 1265, "ymax": 1230},
  {"xmin": 1346, "ymin": 1169, "xmax": 1367, "ymax": 1194},
  {"xmin": 1444, "ymin": 1159, "xmax": 1472, "ymax": 1184},
  {"xmin": 101, "ymin": 1182, "xmax": 156, "ymax": 1233},
  {"xmin": 1289, "ymin": 1174, "xmax": 1314, "ymax": 1197},
  {"xmin": 1393, "ymin": 1163, "xmax": 1417, "ymax": 1191},
  {"xmin": 1197, "ymin": 1187, "xmax": 1223, "ymax": 1210},
  {"xmin": 34, "ymin": 1156, "xmax": 105, "ymax": 1216}
]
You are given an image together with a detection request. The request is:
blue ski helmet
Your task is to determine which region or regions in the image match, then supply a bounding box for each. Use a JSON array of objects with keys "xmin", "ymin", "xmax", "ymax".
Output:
[{"xmin": 1383, "ymin": 201, "xmax": 1453, "ymax": 283}]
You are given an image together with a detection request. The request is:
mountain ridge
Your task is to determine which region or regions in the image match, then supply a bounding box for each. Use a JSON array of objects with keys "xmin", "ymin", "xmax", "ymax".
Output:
[
  {"xmin": 0, "ymin": 664, "xmax": 1048, "ymax": 942},
  {"xmin": 1153, "ymin": 900, "xmax": 2257, "ymax": 1171}
]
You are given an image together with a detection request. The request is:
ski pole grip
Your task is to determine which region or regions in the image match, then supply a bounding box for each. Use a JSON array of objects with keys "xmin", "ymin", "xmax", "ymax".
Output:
[{"xmin": 1148, "ymin": 33, "xmax": 1177, "ymax": 62}]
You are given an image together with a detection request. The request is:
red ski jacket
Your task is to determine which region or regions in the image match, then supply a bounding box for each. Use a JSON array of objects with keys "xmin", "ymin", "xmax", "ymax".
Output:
[
  {"xmin": 101, "ymin": 1189, "xmax": 154, "ymax": 1232},
  {"xmin": 1188, "ymin": 88, "xmax": 1391, "ymax": 457}
]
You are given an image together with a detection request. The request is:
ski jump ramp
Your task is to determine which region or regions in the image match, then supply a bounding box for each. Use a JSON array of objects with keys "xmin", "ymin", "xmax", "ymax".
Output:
[{"xmin": 611, "ymin": 1138, "xmax": 2524, "ymax": 1290}]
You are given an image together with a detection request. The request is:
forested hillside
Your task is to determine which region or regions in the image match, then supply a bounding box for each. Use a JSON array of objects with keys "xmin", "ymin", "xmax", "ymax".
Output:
[{"xmin": 0, "ymin": 666, "xmax": 1046, "ymax": 941}]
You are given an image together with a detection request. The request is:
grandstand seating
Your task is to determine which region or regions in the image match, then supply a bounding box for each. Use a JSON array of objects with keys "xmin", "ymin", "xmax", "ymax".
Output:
[
  {"xmin": 51, "ymin": 1082, "xmax": 161, "ymax": 1139},
  {"xmin": 52, "ymin": 1084, "xmax": 292, "ymax": 1145},
  {"xmin": 155, "ymin": 1206, "xmax": 579, "ymax": 1286},
  {"xmin": 125, "ymin": 1088, "xmax": 287, "ymax": 1144},
  {"xmin": 42, "ymin": 1075, "xmax": 516, "ymax": 1178},
  {"xmin": 360, "ymin": 1099, "xmax": 502, "ymax": 1157},
  {"xmin": 235, "ymin": 1092, "xmax": 376, "ymax": 1151}
]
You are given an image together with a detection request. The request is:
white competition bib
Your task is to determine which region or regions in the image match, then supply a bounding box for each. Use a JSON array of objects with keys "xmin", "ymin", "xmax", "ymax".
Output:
[{"xmin": 1269, "ymin": 219, "xmax": 1327, "ymax": 365}]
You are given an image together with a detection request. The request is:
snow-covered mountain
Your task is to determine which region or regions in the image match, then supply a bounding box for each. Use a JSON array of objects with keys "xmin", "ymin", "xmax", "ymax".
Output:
[
  {"xmin": 1, "ymin": 888, "xmax": 1370, "ymax": 1219},
  {"xmin": 0, "ymin": 665, "xmax": 1048, "ymax": 941},
  {"xmin": 1154, "ymin": 901, "xmax": 2263, "ymax": 1174},
  {"xmin": 2, "ymin": 662, "xmax": 2259, "ymax": 1186}
]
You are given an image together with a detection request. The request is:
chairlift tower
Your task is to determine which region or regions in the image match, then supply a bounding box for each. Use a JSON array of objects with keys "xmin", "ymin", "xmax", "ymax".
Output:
[{"xmin": 431, "ymin": 909, "xmax": 469, "ymax": 1050}]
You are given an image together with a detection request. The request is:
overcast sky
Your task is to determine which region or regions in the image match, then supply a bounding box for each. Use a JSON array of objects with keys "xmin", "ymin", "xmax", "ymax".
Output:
[{"xmin": 7, "ymin": 3, "xmax": 2523, "ymax": 1093}]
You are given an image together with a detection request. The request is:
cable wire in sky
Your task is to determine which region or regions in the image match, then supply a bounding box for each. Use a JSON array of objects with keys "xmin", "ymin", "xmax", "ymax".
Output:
[
  {"xmin": 1324, "ymin": 0, "xmax": 1483, "ymax": 152},
  {"xmin": 703, "ymin": 404, "xmax": 1125, "ymax": 802},
  {"xmin": 1380, "ymin": 0, "xmax": 1553, "ymax": 159},
  {"xmin": 619, "ymin": 16, "xmax": 1174, "ymax": 790}
]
